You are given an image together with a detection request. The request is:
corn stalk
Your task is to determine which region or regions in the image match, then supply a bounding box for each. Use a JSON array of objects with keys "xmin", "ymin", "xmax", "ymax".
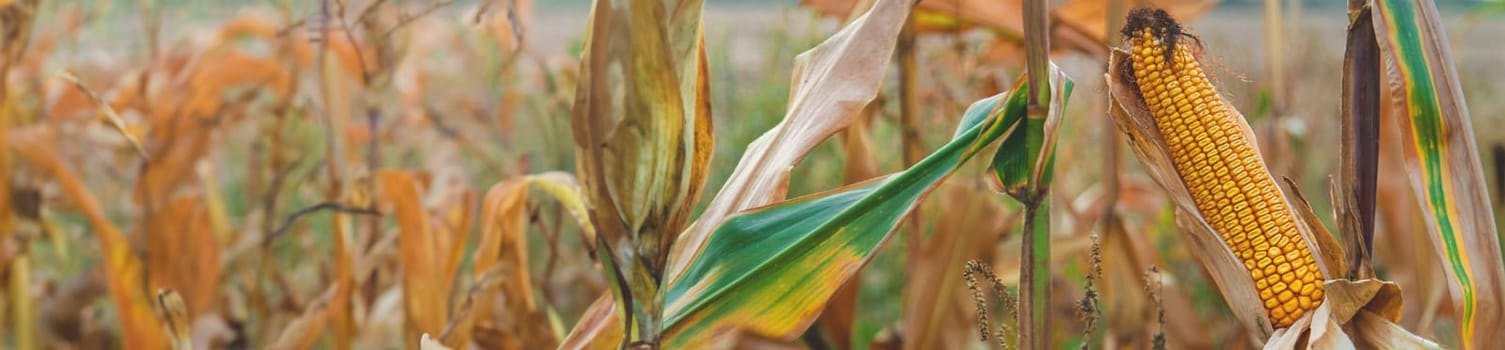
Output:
[{"xmin": 1012, "ymin": 0, "xmax": 1055, "ymax": 347}]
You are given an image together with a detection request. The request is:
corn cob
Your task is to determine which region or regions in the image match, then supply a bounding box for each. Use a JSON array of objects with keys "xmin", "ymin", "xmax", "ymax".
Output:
[{"xmin": 1124, "ymin": 9, "xmax": 1324, "ymax": 328}]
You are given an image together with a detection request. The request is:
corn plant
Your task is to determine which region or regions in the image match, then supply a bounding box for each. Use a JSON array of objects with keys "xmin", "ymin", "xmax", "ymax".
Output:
[{"xmin": 550, "ymin": 0, "xmax": 1076, "ymax": 347}]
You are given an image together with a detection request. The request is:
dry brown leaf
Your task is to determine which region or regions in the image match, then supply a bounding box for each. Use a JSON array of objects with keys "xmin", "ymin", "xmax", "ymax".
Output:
[
  {"xmin": 1280, "ymin": 177, "xmax": 1348, "ymax": 281},
  {"xmin": 9, "ymin": 126, "xmax": 166, "ymax": 349},
  {"xmin": 142, "ymin": 195, "xmax": 221, "ymax": 316},
  {"xmin": 1323, "ymin": 279, "xmax": 1404, "ymax": 325},
  {"xmin": 134, "ymin": 50, "xmax": 292, "ymax": 207},
  {"xmin": 378, "ymin": 170, "xmax": 449, "ymax": 346},
  {"xmin": 462, "ymin": 176, "xmax": 555, "ymax": 349},
  {"xmin": 841, "ymin": 101, "xmax": 882, "ymax": 184}
]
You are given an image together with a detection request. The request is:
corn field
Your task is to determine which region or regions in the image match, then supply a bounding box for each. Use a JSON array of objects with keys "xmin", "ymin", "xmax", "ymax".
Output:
[{"xmin": 1, "ymin": 0, "xmax": 1504, "ymax": 349}]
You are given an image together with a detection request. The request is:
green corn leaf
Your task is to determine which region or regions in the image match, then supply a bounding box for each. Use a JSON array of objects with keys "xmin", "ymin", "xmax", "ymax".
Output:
[
  {"xmin": 991, "ymin": 66, "xmax": 1072, "ymax": 201},
  {"xmin": 1369, "ymin": 0, "xmax": 1505, "ymax": 347},
  {"xmin": 656, "ymin": 78, "xmax": 1050, "ymax": 347}
]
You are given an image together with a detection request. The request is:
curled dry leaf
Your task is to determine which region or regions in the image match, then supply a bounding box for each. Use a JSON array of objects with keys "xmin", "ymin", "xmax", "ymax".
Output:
[
  {"xmin": 133, "ymin": 49, "xmax": 292, "ymax": 208},
  {"xmin": 378, "ymin": 170, "xmax": 478, "ymax": 346},
  {"xmin": 452, "ymin": 172, "xmax": 589, "ymax": 349},
  {"xmin": 1323, "ymin": 279, "xmax": 1403, "ymax": 325}
]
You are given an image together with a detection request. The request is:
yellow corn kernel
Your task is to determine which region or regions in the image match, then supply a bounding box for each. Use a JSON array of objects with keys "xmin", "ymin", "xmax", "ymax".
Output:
[{"xmin": 1126, "ymin": 24, "xmax": 1324, "ymax": 328}]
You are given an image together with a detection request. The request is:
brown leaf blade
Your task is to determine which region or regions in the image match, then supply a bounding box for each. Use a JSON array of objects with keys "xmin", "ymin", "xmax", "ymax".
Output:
[
  {"xmin": 10, "ymin": 127, "xmax": 166, "ymax": 349},
  {"xmin": 378, "ymin": 170, "xmax": 447, "ymax": 346}
]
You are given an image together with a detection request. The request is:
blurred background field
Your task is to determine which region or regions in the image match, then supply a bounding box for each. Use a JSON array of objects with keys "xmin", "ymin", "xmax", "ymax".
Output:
[{"xmin": 4, "ymin": 0, "xmax": 1505, "ymax": 349}]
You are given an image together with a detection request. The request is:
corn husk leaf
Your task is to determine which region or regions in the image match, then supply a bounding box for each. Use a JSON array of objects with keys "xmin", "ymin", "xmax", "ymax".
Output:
[
  {"xmin": 1279, "ymin": 177, "xmax": 1349, "ymax": 280},
  {"xmin": 571, "ymin": 0, "xmax": 712, "ymax": 273},
  {"xmin": 569, "ymin": 0, "xmax": 713, "ymax": 341}
]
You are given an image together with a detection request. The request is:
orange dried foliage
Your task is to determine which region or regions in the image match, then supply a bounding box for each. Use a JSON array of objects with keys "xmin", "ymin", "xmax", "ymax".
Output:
[
  {"xmin": 141, "ymin": 195, "xmax": 222, "ymax": 316},
  {"xmin": 454, "ymin": 178, "xmax": 558, "ymax": 349},
  {"xmin": 379, "ymin": 170, "xmax": 473, "ymax": 346},
  {"xmin": 218, "ymin": 13, "xmax": 373, "ymax": 81},
  {"xmin": 9, "ymin": 128, "xmax": 166, "ymax": 350},
  {"xmin": 134, "ymin": 50, "xmax": 291, "ymax": 207}
]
